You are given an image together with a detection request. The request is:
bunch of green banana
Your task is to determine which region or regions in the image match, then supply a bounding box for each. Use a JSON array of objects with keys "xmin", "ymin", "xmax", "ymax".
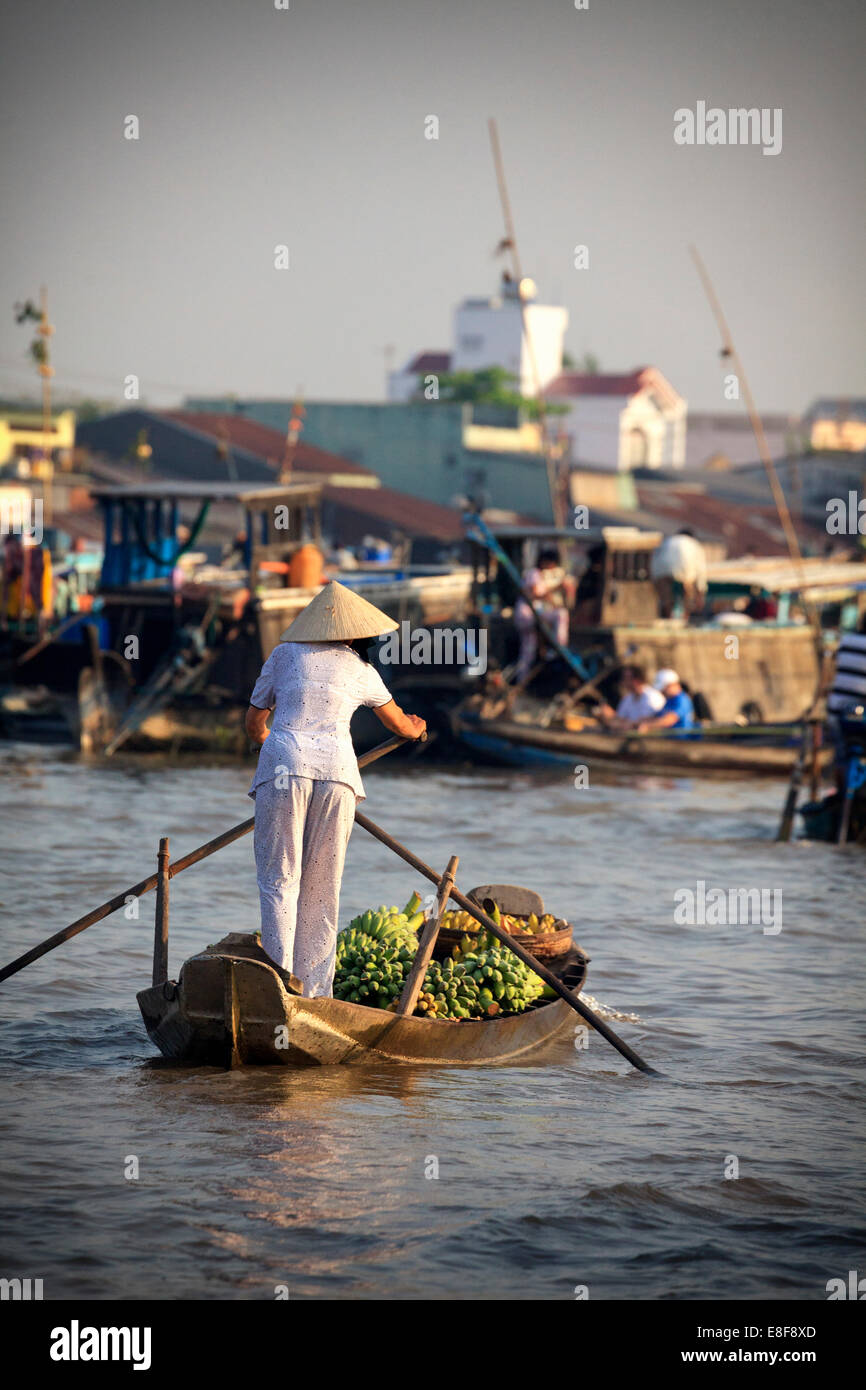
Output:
[
  {"xmin": 414, "ymin": 955, "xmax": 487, "ymax": 1019},
  {"xmin": 348, "ymin": 892, "xmax": 426, "ymax": 948},
  {"xmin": 452, "ymin": 937, "xmax": 545, "ymax": 1015},
  {"xmin": 333, "ymin": 927, "xmax": 416, "ymax": 1007},
  {"xmin": 334, "ymin": 892, "xmax": 547, "ymax": 1020}
]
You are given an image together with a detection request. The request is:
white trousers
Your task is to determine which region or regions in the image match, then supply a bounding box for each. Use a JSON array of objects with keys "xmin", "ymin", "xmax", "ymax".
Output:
[{"xmin": 253, "ymin": 775, "xmax": 356, "ymax": 997}]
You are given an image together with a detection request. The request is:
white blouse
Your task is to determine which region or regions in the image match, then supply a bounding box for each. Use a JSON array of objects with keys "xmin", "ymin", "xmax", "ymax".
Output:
[{"xmin": 247, "ymin": 641, "xmax": 393, "ymax": 800}]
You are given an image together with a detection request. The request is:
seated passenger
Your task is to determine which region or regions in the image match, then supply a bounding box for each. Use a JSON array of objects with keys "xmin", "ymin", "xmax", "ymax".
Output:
[
  {"xmin": 596, "ymin": 663, "xmax": 665, "ymax": 728},
  {"xmin": 638, "ymin": 668, "xmax": 696, "ymax": 731}
]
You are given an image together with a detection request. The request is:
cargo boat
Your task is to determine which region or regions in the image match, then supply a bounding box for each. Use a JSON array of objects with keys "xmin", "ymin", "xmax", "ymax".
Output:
[
  {"xmin": 467, "ymin": 519, "xmax": 866, "ymax": 725},
  {"xmin": 137, "ymin": 932, "xmax": 589, "ymax": 1067},
  {"xmin": 3, "ymin": 479, "xmax": 473, "ymax": 753},
  {"xmin": 453, "ymin": 708, "xmax": 832, "ymax": 778}
]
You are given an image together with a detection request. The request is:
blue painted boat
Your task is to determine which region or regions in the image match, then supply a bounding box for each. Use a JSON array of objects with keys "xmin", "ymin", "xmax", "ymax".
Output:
[{"xmin": 454, "ymin": 711, "xmax": 830, "ymax": 778}]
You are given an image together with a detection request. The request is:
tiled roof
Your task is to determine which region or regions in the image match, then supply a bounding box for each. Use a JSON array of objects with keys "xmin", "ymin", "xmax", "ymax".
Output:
[
  {"xmin": 547, "ymin": 370, "xmax": 647, "ymax": 398},
  {"xmin": 406, "ymin": 352, "xmax": 452, "ymax": 373},
  {"xmin": 322, "ymin": 484, "xmax": 463, "ymax": 542},
  {"xmin": 546, "ymin": 367, "xmax": 682, "ymax": 409},
  {"xmin": 162, "ymin": 411, "xmax": 375, "ymax": 477},
  {"xmin": 636, "ymin": 482, "xmax": 837, "ymax": 558}
]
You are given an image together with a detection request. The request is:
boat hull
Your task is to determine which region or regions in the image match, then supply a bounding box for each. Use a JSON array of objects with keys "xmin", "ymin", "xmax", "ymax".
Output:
[
  {"xmin": 137, "ymin": 944, "xmax": 587, "ymax": 1067},
  {"xmin": 454, "ymin": 714, "xmax": 831, "ymax": 778}
]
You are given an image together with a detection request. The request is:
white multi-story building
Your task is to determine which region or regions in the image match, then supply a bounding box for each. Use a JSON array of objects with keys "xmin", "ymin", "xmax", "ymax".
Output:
[{"xmin": 388, "ymin": 274, "xmax": 568, "ymax": 402}]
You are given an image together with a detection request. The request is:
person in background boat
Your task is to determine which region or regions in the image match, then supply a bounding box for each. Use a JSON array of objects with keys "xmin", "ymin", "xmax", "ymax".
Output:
[
  {"xmin": 650, "ymin": 527, "xmax": 707, "ymax": 619},
  {"xmin": 827, "ymin": 617, "xmax": 866, "ymax": 718},
  {"xmin": 514, "ymin": 548, "xmax": 573, "ymax": 684},
  {"xmin": 637, "ymin": 668, "xmax": 696, "ymax": 732},
  {"xmin": 595, "ymin": 663, "xmax": 665, "ymax": 729},
  {"xmin": 826, "ymin": 614, "xmax": 866, "ymax": 793},
  {"xmin": 573, "ymin": 542, "xmax": 606, "ymax": 625},
  {"xmin": 244, "ymin": 581, "xmax": 426, "ymax": 998},
  {"xmin": 2, "ymin": 534, "xmax": 53, "ymax": 632},
  {"xmin": 745, "ymin": 586, "xmax": 779, "ymax": 621}
]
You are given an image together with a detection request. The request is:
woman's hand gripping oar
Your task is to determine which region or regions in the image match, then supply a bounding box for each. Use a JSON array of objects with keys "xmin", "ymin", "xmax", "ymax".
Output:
[{"xmin": 353, "ymin": 809, "xmax": 661, "ymax": 1077}]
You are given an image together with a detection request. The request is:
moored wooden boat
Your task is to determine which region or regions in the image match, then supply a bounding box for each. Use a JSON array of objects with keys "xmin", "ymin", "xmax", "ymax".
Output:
[
  {"xmin": 137, "ymin": 932, "xmax": 589, "ymax": 1067},
  {"xmin": 454, "ymin": 711, "xmax": 832, "ymax": 778}
]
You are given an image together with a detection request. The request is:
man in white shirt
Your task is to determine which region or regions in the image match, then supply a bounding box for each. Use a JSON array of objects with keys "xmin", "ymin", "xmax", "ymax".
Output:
[
  {"xmin": 650, "ymin": 528, "xmax": 708, "ymax": 618},
  {"xmin": 596, "ymin": 664, "xmax": 665, "ymax": 729}
]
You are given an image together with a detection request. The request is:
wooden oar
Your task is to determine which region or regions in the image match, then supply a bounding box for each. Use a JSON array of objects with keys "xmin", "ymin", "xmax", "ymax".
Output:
[
  {"xmin": 776, "ymin": 722, "xmax": 809, "ymax": 841},
  {"xmin": 0, "ymin": 733, "xmax": 420, "ymax": 985},
  {"xmin": 354, "ymin": 810, "xmax": 660, "ymax": 1076},
  {"xmin": 836, "ymin": 750, "xmax": 866, "ymax": 845},
  {"xmin": 16, "ymin": 612, "xmax": 84, "ymax": 665},
  {"xmin": 394, "ymin": 855, "xmax": 458, "ymax": 1016}
]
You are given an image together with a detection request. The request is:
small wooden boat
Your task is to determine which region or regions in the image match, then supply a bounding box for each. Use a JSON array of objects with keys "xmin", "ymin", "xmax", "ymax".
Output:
[
  {"xmin": 137, "ymin": 932, "xmax": 589, "ymax": 1067},
  {"xmin": 454, "ymin": 710, "xmax": 832, "ymax": 778}
]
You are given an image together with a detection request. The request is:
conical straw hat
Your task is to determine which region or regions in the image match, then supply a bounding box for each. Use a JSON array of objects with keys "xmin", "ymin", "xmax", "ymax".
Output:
[{"xmin": 278, "ymin": 580, "xmax": 399, "ymax": 642}]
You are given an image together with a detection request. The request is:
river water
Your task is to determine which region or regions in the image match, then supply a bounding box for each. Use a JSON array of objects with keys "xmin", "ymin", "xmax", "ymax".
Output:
[{"xmin": 0, "ymin": 744, "xmax": 864, "ymax": 1301}]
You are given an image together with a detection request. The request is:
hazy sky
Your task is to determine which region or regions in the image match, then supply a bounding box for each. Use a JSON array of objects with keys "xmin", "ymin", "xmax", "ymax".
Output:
[{"xmin": 1, "ymin": 0, "xmax": 863, "ymax": 414}]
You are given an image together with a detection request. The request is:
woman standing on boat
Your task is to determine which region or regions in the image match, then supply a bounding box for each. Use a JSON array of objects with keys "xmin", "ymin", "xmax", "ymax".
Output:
[{"xmin": 244, "ymin": 581, "xmax": 426, "ymax": 997}]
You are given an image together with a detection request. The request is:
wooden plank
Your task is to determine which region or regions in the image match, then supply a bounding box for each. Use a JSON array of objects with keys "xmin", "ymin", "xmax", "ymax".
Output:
[{"xmin": 394, "ymin": 855, "xmax": 458, "ymax": 1018}]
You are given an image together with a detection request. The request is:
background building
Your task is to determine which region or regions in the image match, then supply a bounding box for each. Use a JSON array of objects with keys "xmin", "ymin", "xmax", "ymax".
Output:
[
  {"xmin": 804, "ymin": 399, "xmax": 866, "ymax": 453},
  {"xmin": 546, "ymin": 367, "xmax": 687, "ymax": 470},
  {"xmin": 388, "ymin": 274, "xmax": 568, "ymax": 402}
]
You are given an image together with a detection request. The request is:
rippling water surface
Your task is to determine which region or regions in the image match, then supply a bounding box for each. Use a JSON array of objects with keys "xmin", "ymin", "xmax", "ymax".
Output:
[{"xmin": 1, "ymin": 744, "xmax": 864, "ymax": 1300}]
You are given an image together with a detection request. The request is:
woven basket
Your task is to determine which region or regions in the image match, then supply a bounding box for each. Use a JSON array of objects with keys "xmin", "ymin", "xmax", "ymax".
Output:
[{"xmin": 433, "ymin": 918, "xmax": 574, "ymax": 962}]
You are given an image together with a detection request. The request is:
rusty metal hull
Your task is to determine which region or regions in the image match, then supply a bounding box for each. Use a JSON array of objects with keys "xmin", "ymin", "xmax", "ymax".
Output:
[{"xmin": 137, "ymin": 946, "xmax": 587, "ymax": 1068}]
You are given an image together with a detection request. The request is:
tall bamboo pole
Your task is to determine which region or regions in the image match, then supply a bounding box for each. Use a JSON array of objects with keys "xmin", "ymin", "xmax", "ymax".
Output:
[
  {"xmin": 38, "ymin": 285, "xmax": 54, "ymax": 526},
  {"xmin": 689, "ymin": 246, "xmax": 826, "ymax": 841},
  {"xmin": 689, "ymin": 246, "xmax": 817, "ymax": 633},
  {"xmin": 488, "ymin": 119, "xmax": 565, "ymax": 528}
]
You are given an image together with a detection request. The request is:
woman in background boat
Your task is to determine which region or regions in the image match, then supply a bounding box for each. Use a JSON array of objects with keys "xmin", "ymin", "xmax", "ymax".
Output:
[
  {"xmin": 514, "ymin": 549, "xmax": 573, "ymax": 683},
  {"xmin": 244, "ymin": 581, "xmax": 426, "ymax": 997}
]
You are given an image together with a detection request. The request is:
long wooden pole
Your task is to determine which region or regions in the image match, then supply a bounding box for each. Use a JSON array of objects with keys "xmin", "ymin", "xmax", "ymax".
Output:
[
  {"xmin": 16, "ymin": 613, "xmax": 83, "ymax": 665},
  {"xmin": 354, "ymin": 810, "xmax": 659, "ymax": 1075},
  {"xmin": 689, "ymin": 247, "xmax": 813, "ymax": 607},
  {"xmin": 488, "ymin": 118, "xmax": 565, "ymax": 529},
  {"xmin": 0, "ymin": 733, "xmax": 417, "ymax": 985},
  {"xmin": 151, "ymin": 837, "xmax": 170, "ymax": 987},
  {"xmin": 395, "ymin": 855, "xmax": 458, "ymax": 1017},
  {"xmin": 776, "ymin": 733, "xmax": 807, "ymax": 842},
  {"xmin": 690, "ymin": 245, "xmax": 826, "ymax": 842}
]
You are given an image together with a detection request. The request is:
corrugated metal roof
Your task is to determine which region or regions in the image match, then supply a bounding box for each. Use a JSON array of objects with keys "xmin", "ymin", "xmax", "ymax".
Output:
[
  {"xmin": 322, "ymin": 484, "xmax": 463, "ymax": 542},
  {"xmin": 162, "ymin": 411, "xmax": 375, "ymax": 476},
  {"xmin": 635, "ymin": 482, "xmax": 836, "ymax": 558}
]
